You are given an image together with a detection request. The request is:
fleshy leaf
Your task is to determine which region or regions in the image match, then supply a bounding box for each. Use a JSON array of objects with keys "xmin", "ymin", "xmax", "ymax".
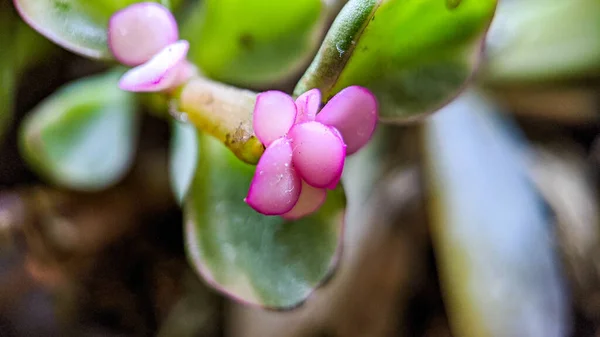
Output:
[
  {"xmin": 294, "ymin": 0, "xmax": 497, "ymax": 122},
  {"xmin": 20, "ymin": 70, "xmax": 138, "ymax": 191},
  {"xmin": 295, "ymin": 88, "xmax": 321, "ymax": 124},
  {"xmin": 245, "ymin": 138, "xmax": 301, "ymax": 215},
  {"xmin": 282, "ymin": 181, "xmax": 327, "ymax": 220},
  {"xmin": 185, "ymin": 133, "xmax": 345, "ymax": 309},
  {"xmin": 316, "ymin": 85, "xmax": 378, "ymax": 155},
  {"xmin": 423, "ymin": 91, "xmax": 570, "ymax": 336},
  {"xmin": 118, "ymin": 40, "xmax": 189, "ymax": 92},
  {"xmin": 108, "ymin": 2, "xmax": 178, "ymax": 66},
  {"xmin": 181, "ymin": 0, "xmax": 325, "ymax": 87},
  {"xmin": 169, "ymin": 121, "xmax": 199, "ymax": 205},
  {"xmin": 252, "ymin": 91, "xmax": 297, "ymax": 147},
  {"xmin": 14, "ymin": 0, "xmax": 164, "ymax": 59},
  {"xmin": 288, "ymin": 121, "xmax": 346, "ymax": 188},
  {"xmin": 484, "ymin": 0, "xmax": 600, "ymax": 82}
]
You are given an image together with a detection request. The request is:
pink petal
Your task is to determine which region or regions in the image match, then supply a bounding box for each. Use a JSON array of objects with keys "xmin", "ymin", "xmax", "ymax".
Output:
[
  {"xmin": 171, "ymin": 60, "xmax": 197, "ymax": 88},
  {"xmin": 118, "ymin": 40, "xmax": 189, "ymax": 92},
  {"xmin": 253, "ymin": 91, "xmax": 297, "ymax": 147},
  {"xmin": 108, "ymin": 2, "xmax": 179, "ymax": 66},
  {"xmin": 288, "ymin": 121, "xmax": 346, "ymax": 188},
  {"xmin": 294, "ymin": 88, "xmax": 321, "ymax": 124},
  {"xmin": 282, "ymin": 181, "xmax": 327, "ymax": 220},
  {"xmin": 244, "ymin": 138, "xmax": 302, "ymax": 215},
  {"xmin": 316, "ymin": 86, "xmax": 378, "ymax": 155}
]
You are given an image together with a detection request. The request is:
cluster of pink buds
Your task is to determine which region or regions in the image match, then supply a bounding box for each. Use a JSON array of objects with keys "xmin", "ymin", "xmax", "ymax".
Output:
[
  {"xmin": 108, "ymin": 3, "xmax": 195, "ymax": 92},
  {"xmin": 245, "ymin": 86, "xmax": 378, "ymax": 219}
]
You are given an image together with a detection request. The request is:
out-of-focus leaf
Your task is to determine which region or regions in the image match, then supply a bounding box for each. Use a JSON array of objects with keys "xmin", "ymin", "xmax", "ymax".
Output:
[
  {"xmin": 0, "ymin": 9, "xmax": 16, "ymax": 143},
  {"xmin": 157, "ymin": 270, "xmax": 220, "ymax": 337},
  {"xmin": 182, "ymin": 0, "xmax": 324, "ymax": 87},
  {"xmin": 294, "ymin": 0, "xmax": 496, "ymax": 122},
  {"xmin": 13, "ymin": 0, "xmax": 164, "ymax": 59},
  {"xmin": 1, "ymin": 7, "xmax": 56, "ymax": 144},
  {"xmin": 185, "ymin": 133, "xmax": 345, "ymax": 309},
  {"xmin": 423, "ymin": 91, "xmax": 570, "ymax": 337},
  {"xmin": 484, "ymin": 0, "xmax": 600, "ymax": 82},
  {"xmin": 530, "ymin": 143, "xmax": 600, "ymax": 320},
  {"xmin": 169, "ymin": 121, "xmax": 198, "ymax": 204},
  {"xmin": 488, "ymin": 86, "xmax": 599, "ymax": 125},
  {"xmin": 20, "ymin": 70, "xmax": 138, "ymax": 191},
  {"xmin": 0, "ymin": 67, "xmax": 13, "ymax": 143},
  {"xmin": 14, "ymin": 19, "xmax": 56, "ymax": 72}
]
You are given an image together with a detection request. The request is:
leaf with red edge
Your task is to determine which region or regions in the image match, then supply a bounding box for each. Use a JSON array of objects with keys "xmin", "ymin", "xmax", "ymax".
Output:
[{"xmin": 185, "ymin": 133, "xmax": 345, "ymax": 309}]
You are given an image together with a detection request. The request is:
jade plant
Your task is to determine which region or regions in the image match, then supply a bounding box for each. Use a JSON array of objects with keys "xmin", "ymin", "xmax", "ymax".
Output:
[{"xmin": 7, "ymin": 0, "xmax": 498, "ymax": 309}]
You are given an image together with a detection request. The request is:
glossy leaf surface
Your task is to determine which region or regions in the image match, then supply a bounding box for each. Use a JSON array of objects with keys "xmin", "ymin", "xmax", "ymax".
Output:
[
  {"xmin": 182, "ymin": 0, "xmax": 324, "ymax": 87},
  {"xmin": 20, "ymin": 71, "xmax": 138, "ymax": 191},
  {"xmin": 295, "ymin": 0, "xmax": 496, "ymax": 122},
  {"xmin": 185, "ymin": 133, "xmax": 345, "ymax": 309}
]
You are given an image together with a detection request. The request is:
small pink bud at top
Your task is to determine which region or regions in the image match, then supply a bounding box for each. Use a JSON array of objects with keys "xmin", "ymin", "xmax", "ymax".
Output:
[
  {"xmin": 108, "ymin": 2, "xmax": 179, "ymax": 66},
  {"xmin": 294, "ymin": 88, "xmax": 321, "ymax": 124}
]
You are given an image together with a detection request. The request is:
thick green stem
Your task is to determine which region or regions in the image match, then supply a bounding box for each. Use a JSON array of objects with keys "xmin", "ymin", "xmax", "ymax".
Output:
[{"xmin": 174, "ymin": 76, "xmax": 264, "ymax": 165}]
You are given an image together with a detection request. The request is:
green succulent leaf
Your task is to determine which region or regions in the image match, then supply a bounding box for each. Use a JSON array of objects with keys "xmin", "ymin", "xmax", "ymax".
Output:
[
  {"xmin": 169, "ymin": 121, "xmax": 199, "ymax": 205},
  {"xmin": 423, "ymin": 91, "xmax": 569, "ymax": 337},
  {"xmin": 484, "ymin": 0, "xmax": 600, "ymax": 82},
  {"xmin": 13, "ymin": 0, "xmax": 164, "ymax": 59},
  {"xmin": 185, "ymin": 133, "xmax": 345, "ymax": 309},
  {"xmin": 20, "ymin": 70, "xmax": 138, "ymax": 191},
  {"xmin": 294, "ymin": 0, "xmax": 497, "ymax": 122},
  {"xmin": 182, "ymin": 0, "xmax": 325, "ymax": 87}
]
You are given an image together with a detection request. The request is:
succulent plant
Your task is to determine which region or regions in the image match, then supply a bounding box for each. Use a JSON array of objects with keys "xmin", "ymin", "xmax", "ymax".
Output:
[{"xmin": 5, "ymin": 0, "xmax": 599, "ymax": 334}]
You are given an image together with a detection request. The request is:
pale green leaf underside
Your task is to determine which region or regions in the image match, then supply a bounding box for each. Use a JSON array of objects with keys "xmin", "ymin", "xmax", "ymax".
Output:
[
  {"xmin": 185, "ymin": 133, "xmax": 345, "ymax": 309},
  {"xmin": 20, "ymin": 70, "xmax": 138, "ymax": 191},
  {"xmin": 295, "ymin": 0, "xmax": 497, "ymax": 122},
  {"xmin": 14, "ymin": 0, "xmax": 162, "ymax": 59},
  {"xmin": 170, "ymin": 121, "xmax": 199, "ymax": 204}
]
